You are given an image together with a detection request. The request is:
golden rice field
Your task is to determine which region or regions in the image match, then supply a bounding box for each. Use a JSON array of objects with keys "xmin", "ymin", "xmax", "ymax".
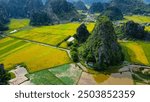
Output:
[
  {"xmin": 124, "ymin": 15, "xmax": 150, "ymax": 24},
  {"xmin": 59, "ymin": 42, "xmax": 68, "ymax": 48},
  {"xmin": 9, "ymin": 20, "xmax": 95, "ymax": 46},
  {"xmin": 145, "ymin": 26, "xmax": 150, "ymax": 32},
  {"xmin": 0, "ymin": 37, "xmax": 71, "ymax": 73},
  {"xmin": 120, "ymin": 41, "xmax": 149, "ymax": 65}
]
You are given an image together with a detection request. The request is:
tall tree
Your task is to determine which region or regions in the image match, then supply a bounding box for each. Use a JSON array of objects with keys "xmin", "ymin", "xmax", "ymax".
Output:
[{"xmin": 0, "ymin": 64, "xmax": 11, "ymax": 85}]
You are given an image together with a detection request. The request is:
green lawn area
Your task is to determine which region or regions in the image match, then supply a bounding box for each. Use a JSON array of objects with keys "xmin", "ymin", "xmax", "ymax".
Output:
[
  {"xmin": 27, "ymin": 70, "xmax": 65, "ymax": 85},
  {"xmin": 7, "ymin": 19, "xmax": 30, "ymax": 31},
  {"xmin": 27, "ymin": 64, "xmax": 82, "ymax": 85}
]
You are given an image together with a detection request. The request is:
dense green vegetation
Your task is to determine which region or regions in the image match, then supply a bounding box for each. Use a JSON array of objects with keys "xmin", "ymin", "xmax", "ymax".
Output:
[
  {"xmin": 89, "ymin": 2, "xmax": 104, "ymax": 13},
  {"xmin": 102, "ymin": 7, "xmax": 123, "ymax": 21},
  {"xmin": 0, "ymin": 0, "xmax": 150, "ymax": 85},
  {"xmin": 0, "ymin": 2, "xmax": 9, "ymax": 31},
  {"xmin": 74, "ymin": 24, "xmax": 90, "ymax": 43},
  {"xmin": 123, "ymin": 21, "xmax": 147, "ymax": 39},
  {"xmin": 110, "ymin": 0, "xmax": 150, "ymax": 14},
  {"xmin": 30, "ymin": 11, "xmax": 53, "ymax": 26},
  {"xmin": 0, "ymin": 64, "xmax": 11, "ymax": 85},
  {"xmin": 73, "ymin": 0, "xmax": 87, "ymax": 10},
  {"xmin": 79, "ymin": 16, "xmax": 124, "ymax": 70}
]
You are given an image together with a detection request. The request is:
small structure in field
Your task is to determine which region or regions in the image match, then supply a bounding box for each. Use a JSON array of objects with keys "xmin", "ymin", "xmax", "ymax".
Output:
[
  {"xmin": 67, "ymin": 37, "xmax": 75, "ymax": 42},
  {"xmin": 10, "ymin": 30, "xmax": 17, "ymax": 34}
]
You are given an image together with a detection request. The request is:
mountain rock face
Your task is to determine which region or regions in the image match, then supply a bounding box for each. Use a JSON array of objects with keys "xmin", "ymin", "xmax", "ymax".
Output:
[
  {"xmin": 144, "ymin": 0, "xmax": 150, "ymax": 4},
  {"xmin": 25, "ymin": 0, "xmax": 44, "ymax": 17},
  {"xmin": 68, "ymin": 0, "xmax": 110, "ymax": 5},
  {"xmin": 8, "ymin": 0, "xmax": 27, "ymax": 18},
  {"xmin": 0, "ymin": 2, "xmax": 9, "ymax": 31},
  {"xmin": 102, "ymin": 7, "xmax": 123, "ymax": 21},
  {"xmin": 30, "ymin": 10, "xmax": 53, "ymax": 26},
  {"xmin": 110, "ymin": 0, "xmax": 150, "ymax": 14},
  {"xmin": 89, "ymin": 2, "xmax": 104, "ymax": 13},
  {"xmin": 79, "ymin": 16, "xmax": 124, "ymax": 70},
  {"xmin": 73, "ymin": 0, "xmax": 87, "ymax": 10},
  {"xmin": 45, "ymin": 0, "xmax": 79, "ymax": 21},
  {"xmin": 75, "ymin": 23, "xmax": 90, "ymax": 43}
]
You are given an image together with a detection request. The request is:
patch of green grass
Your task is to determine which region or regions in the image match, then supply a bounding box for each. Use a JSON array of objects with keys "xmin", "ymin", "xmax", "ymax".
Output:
[
  {"xmin": 27, "ymin": 64, "xmax": 82, "ymax": 85},
  {"xmin": 135, "ymin": 72, "xmax": 150, "ymax": 81},
  {"xmin": 49, "ymin": 64, "xmax": 70, "ymax": 74},
  {"xmin": 27, "ymin": 70, "xmax": 65, "ymax": 85},
  {"xmin": 8, "ymin": 19, "xmax": 30, "ymax": 31},
  {"xmin": 49, "ymin": 64, "xmax": 82, "ymax": 85},
  {"xmin": 9, "ymin": 72, "xmax": 16, "ymax": 79},
  {"xmin": 132, "ymin": 74, "xmax": 149, "ymax": 85}
]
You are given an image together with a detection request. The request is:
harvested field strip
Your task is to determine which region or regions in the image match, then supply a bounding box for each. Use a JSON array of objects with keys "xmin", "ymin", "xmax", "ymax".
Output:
[
  {"xmin": 0, "ymin": 44, "xmax": 30, "ymax": 60},
  {"xmin": 0, "ymin": 38, "xmax": 16, "ymax": 48},
  {"xmin": 0, "ymin": 41, "xmax": 27, "ymax": 56}
]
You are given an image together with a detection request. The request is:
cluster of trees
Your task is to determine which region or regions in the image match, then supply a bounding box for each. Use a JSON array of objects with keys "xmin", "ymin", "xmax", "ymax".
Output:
[
  {"xmin": 30, "ymin": 11, "xmax": 53, "ymax": 26},
  {"xmin": 74, "ymin": 24, "xmax": 90, "ymax": 43},
  {"xmin": 119, "ymin": 21, "xmax": 150, "ymax": 40},
  {"xmin": 0, "ymin": 64, "xmax": 11, "ymax": 85},
  {"xmin": 70, "ymin": 23, "xmax": 90, "ymax": 62}
]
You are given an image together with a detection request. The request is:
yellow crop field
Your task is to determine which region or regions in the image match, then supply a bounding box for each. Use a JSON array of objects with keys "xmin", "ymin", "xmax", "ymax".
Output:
[
  {"xmin": 145, "ymin": 26, "xmax": 150, "ymax": 32},
  {"xmin": 11, "ymin": 22, "xmax": 95, "ymax": 46},
  {"xmin": 0, "ymin": 38, "xmax": 71, "ymax": 73},
  {"xmin": 59, "ymin": 42, "xmax": 68, "ymax": 48},
  {"xmin": 124, "ymin": 15, "xmax": 150, "ymax": 23},
  {"xmin": 122, "ymin": 42, "xmax": 149, "ymax": 65}
]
